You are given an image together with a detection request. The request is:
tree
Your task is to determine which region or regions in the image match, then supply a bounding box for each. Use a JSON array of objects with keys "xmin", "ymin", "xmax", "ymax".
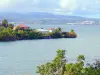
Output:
[
  {"xmin": 0, "ymin": 26, "xmax": 5, "ymax": 32},
  {"xmin": 64, "ymin": 55, "xmax": 85, "ymax": 75},
  {"xmin": 37, "ymin": 49, "xmax": 66, "ymax": 75},
  {"xmin": 17, "ymin": 30, "xmax": 27, "ymax": 40},
  {"xmin": 0, "ymin": 27, "xmax": 17, "ymax": 41},
  {"xmin": 8, "ymin": 24, "xmax": 14, "ymax": 29},
  {"xmin": 2, "ymin": 19, "xmax": 8, "ymax": 28},
  {"xmin": 57, "ymin": 27, "xmax": 62, "ymax": 32},
  {"xmin": 71, "ymin": 29, "xmax": 75, "ymax": 33},
  {"xmin": 37, "ymin": 49, "xmax": 100, "ymax": 75}
]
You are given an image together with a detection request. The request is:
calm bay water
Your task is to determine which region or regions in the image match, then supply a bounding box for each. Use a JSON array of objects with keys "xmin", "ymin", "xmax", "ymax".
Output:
[{"xmin": 0, "ymin": 25, "xmax": 100, "ymax": 75}]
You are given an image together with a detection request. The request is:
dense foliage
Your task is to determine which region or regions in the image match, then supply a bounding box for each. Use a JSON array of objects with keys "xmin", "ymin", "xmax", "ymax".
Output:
[
  {"xmin": 37, "ymin": 49, "xmax": 100, "ymax": 75},
  {"xmin": 2, "ymin": 19, "xmax": 8, "ymax": 28},
  {"xmin": 0, "ymin": 27, "xmax": 44, "ymax": 41},
  {"xmin": 0, "ymin": 19, "xmax": 77, "ymax": 41}
]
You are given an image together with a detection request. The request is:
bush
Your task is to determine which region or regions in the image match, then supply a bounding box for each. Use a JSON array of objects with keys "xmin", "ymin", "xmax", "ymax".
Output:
[{"xmin": 37, "ymin": 49, "xmax": 100, "ymax": 75}]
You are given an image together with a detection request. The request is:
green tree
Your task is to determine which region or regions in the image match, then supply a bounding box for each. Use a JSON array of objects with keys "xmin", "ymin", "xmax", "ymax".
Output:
[
  {"xmin": 37, "ymin": 49, "xmax": 100, "ymax": 75},
  {"xmin": 17, "ymin": 30, "xmax": 27, "ymax": 40},
  {"xmin": 37, "ymin": 49, "xmax": 66, "ymax": 75},
  {"xmin": 8, "ymin": 24, "xmax": 14, "ymax": 29},
  {"xmin": 64, "ymin": 55, "xmax": 85, "ymax": 75},
  {"xmin": 0, "ymin": 26, "xmax": 5, "ymax": 32},
  {"xmin": 0, "ymin": 27, "xmax": 17, "ymax": 41},
  {"xmin": 70, "ymin": 29, "xmax": 75, "ymax": 33},
  {"xmin": 2, "ymin": 19, "xmax": 8, "ymax": 28},
  {"xmin": 51, "ymin": 30, "xmax": 62, "ymax": 38}
]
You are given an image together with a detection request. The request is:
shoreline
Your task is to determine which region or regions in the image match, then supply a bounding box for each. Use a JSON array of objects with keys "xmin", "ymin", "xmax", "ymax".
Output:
[
  {"xmin": 0, "ymin": 19, "xmax": 77, "ymax": 42},
  {"xmin": 0, "ymin": 36, "xmax": 77, "ymax": 42}
]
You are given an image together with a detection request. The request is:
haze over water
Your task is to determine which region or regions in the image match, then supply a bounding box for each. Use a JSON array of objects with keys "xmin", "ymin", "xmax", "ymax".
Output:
[{"xmin": 0, "ymin": 25, "xmax": 100, "ymax": 75}]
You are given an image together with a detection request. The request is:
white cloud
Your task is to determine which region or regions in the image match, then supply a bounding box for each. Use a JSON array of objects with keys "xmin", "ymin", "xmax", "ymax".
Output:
[
  {"xmin": 0, "ymin": 0, "xmax": 13, "ymax": 8},
  {"xmin": 58, "ymin": 0, "xmax": 100, "ymax": 16},
  {"xmin": 60, "ymin": 0, "xmax": 77, "ymax": 10},
  {"xmin": 96, "ymin": 0, "xmax": 100, "ymax": 3},
  {"xmin": 0, "ymin": 0, "xmax": 40, "ymax": 12},
  {"xmin": 0, "ymin": 0, "xmax": 100, "ymax": 17}
]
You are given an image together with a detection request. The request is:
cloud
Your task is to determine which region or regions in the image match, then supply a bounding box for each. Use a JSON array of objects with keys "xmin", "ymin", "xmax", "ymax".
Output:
[
  {"xmin": 0, "ymin": 0, "xmax": 13, "ymax": 8},
  {"xmin": 60, "ymin": 0, "xmax": 77, "ymax": 10},
  {"xmin": 96, "ymin": 0, "xmax": 100, "ymax": 3},
  {"xmin": 58, "ymin": 0, "xmax": 100, "ymax": 17},
  {"xmin": 0, "ymin": 0, "xmax": 40, "ymax": 12},
  {"xmin": 0, "ymin": 0, "xmax": 100, "ymax": 17}
]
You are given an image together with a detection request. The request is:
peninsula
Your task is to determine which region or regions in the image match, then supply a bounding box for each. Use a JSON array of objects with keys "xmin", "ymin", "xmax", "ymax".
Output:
[{"xmin": 0, "ymin": 19, "xmax": 77, "ymax": 41}]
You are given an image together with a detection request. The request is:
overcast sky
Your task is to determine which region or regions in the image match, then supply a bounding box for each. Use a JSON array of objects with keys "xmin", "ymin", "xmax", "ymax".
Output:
[{"xmin": 0, "ymin": 0, "xmax": 100, "ymax": 17}]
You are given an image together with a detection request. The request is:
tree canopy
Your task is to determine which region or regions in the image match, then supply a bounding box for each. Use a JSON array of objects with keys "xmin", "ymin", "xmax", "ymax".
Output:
[
  {"xmin": 37, "ymin": 49, "xmax": 100, "ymax": 75},
  {"xmin": 2, "ymin": 19, "xmax": 8, "ymax": 27}
]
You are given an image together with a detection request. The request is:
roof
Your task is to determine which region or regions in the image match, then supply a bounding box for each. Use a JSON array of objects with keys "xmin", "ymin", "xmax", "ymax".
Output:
[
  {"xmin": 37, "ymin": 29, "xmax": 49, "ymax": 32},
  {"xmin": 13, "ymin": 24, "xmax": 30, "ymax": 30},
  {"xmin": 18, "ymin": 24, "xmax": 29, "ymax": 28},
  {"xmin": 49, "ymin": 28, "xmax": 55, "ymax": 30}
]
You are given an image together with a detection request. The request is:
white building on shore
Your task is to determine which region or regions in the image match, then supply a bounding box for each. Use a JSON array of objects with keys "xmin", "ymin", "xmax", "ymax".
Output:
[{"xmin": 37, "ymin": 29, "xmax": 49, "ymax": 34}]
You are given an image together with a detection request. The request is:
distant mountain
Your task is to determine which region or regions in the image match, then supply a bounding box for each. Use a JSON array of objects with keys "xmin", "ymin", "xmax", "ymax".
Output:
[
  {"xmin": 0, "ymin": 12, "xmax": 99, "ymax": 24},
  {"xmin": 0, "ymin": 12, "xmax": 84, "ymax": 19}
]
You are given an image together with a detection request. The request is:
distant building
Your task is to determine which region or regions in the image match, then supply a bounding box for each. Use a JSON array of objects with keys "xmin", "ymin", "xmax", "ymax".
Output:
[
  {"xmin": 49, "ymin": 28, "xmax": 55, "ymax": 32},
  {"xmin": 37, "ymin": 29, "xmax": 49, "ymax": 34},
  {"xmin": 13, "ymin": 24, "xmax": 30, "ymax": 30},
  {"xmin": 81, "ymin": 21, "xmax": 95, "ymax": 25}
]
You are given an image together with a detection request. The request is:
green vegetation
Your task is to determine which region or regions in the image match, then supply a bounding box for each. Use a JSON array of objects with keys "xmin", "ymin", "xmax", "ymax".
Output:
[
  {"xmin": 37, "ymin": 49, "xmax": 100, "ymax": 75},
  {"xmin": 2, "ymin": 19, "xmax": 8, "ymax": 28},
  {"xmin": 0, "ymin": 19, "xmax": 77, "ymax": 41}
]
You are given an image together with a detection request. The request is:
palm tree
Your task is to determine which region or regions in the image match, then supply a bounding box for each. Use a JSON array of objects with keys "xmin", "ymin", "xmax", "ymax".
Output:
[{"xmin": 2, "ymin": 19, "xmax": 8, "ymax": 28}]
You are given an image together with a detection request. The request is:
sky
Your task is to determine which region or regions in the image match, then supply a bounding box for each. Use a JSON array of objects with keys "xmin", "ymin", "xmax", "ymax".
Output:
[{"xmin": 0, "ymin": 0, "xmax": 100, "ymax": 18}]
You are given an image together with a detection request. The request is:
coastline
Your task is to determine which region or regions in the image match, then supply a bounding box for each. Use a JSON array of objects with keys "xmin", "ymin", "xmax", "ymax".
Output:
[{"xmin": 0, "ymin": 19, "xmax": 77, "ymax": 42}]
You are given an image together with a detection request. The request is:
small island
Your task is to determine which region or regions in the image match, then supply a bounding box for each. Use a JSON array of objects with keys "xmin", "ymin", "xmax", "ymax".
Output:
[{"xmin": 0, "ymin": 19, "xmax": 77, "ymax": 41}]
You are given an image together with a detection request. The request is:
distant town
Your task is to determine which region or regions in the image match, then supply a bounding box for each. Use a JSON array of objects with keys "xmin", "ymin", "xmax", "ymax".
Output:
[
  {"xmin": 10, "ymin": 20, "xmax": 100, "ymax": 25},
  {"xmin": 66, "ymin": 20, "xmax": 100, "ymax": 25}
]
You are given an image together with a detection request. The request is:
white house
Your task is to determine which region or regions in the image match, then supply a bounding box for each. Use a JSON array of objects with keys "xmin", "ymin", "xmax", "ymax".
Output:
[{"xmin": 37, "ymin": 29, "xmax": 49, "ymax": 34}]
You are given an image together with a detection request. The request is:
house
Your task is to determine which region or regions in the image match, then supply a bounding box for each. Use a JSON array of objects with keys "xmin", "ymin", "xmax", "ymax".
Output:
[
  {"xmin": 49, "ymin": 28, "xmax": 55, "ymax": 32},
  {"xmin": 13, "ymin": 24, "xmax": 30, "ymax": 30},
  {"xmin": 37, "ymin": 29, "xmax": 49, "ymax": 34}
]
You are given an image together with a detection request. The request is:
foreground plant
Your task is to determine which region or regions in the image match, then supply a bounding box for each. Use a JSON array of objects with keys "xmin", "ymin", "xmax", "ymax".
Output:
[{"xmin": 37, "ymin": 49, "xmax": 100, "ymax": 75}]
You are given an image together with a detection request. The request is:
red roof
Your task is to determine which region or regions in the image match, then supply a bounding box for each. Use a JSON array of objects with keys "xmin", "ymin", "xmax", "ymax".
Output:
[
  {"xmin": 49, "ymin": 28, "xmax": 55, "ymax": 30},
  {"xmin": 18, "ymin": 24, "xmax": 29, "ymax": 28}
]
